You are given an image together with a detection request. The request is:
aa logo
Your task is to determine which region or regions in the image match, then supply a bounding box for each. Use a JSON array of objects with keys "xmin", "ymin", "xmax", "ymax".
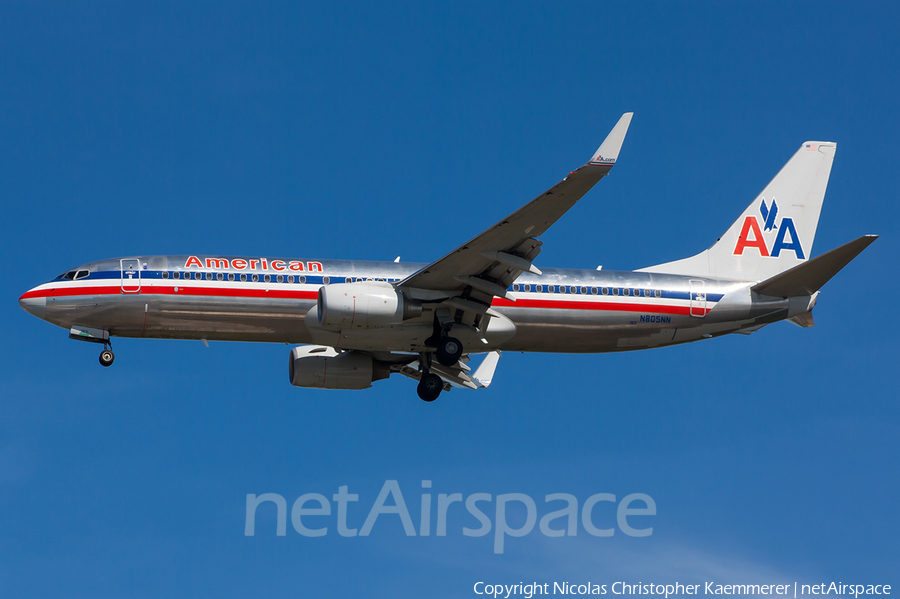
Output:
[{"xmin": 733, "ymin": 199, "xmax": 805, "ymax": 259}]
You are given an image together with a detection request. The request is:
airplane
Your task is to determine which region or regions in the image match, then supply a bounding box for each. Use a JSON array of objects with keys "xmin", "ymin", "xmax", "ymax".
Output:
[{"xmin": 18, "ymin": 113, "xmax": 877, "ymax": 402}]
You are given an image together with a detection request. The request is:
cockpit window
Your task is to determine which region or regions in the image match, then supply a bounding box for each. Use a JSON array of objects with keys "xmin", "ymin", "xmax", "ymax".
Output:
[
  {"xmin": 74, "ymin": 270, "xmax": 89, "ymax": 280},
  {"xmin": 58, "ymin": 271, "xmax": 77, "ymax": 280}
]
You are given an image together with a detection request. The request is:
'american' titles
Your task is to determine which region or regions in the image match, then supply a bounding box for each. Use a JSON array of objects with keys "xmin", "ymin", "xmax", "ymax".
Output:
[{"xmin": 184, "ymin": 256, "xmax": 323, "ymax": 272}]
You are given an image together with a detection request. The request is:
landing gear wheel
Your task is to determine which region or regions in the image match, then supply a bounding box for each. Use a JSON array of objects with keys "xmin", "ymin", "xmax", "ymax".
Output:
[
  {"xmin": 99, "ymin": 349, "xmax": 115, "ymax": 367},
  {"xmin": 417, "ymin": 373, "xmax": 443, "ymax": 402},
  {"xmin": 435, "ymin": 336, "xmax": 463, "ymax": 367}
]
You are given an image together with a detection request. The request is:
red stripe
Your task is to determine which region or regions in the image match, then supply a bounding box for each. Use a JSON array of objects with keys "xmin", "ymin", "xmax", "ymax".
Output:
[
  {"xmin": 20, "ymin": 285, "xmax": 319, "ymax": 301},
  {"xmin": 491, "ymin": 297, "xmax": 709, "ymax": 316},
  {"xmin": 22, "ymin": 286, "xmax": 710, "ymax": 316}
]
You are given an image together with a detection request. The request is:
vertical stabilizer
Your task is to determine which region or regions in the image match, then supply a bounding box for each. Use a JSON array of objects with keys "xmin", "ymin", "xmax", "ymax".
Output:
[{"xmin": 638, "ymin": 142, "xmax": 836, "ymax": 281}]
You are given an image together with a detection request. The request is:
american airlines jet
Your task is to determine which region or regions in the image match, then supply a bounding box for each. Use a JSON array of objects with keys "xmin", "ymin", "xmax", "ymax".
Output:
[{"xmin": 19, "ymin": 114, "xmax": 876, "ymax": 401}]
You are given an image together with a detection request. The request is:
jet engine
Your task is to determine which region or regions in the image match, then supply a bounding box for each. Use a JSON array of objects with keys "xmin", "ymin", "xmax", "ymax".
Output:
[
  {"xmin": 317, "ymin": 281, "xmax": 422, "ymax": 330},
  {"xmin": 288, "ymin": 345, "xmax": 388, "ymax": 390}
]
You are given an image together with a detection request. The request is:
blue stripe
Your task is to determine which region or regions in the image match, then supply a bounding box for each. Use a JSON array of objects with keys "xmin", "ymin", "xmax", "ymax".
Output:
[
  {"xmin": 69, "ymin": 270, "xmax": 724, "ymax": 302},
  {"xmin": 75, "ymin": 270, "xmax": 403, "ymax": 285}
]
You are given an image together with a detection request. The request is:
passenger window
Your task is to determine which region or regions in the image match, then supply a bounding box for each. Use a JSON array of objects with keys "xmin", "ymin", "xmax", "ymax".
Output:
[
  {"xmin": 524, "ymin": 284, "xmax": 531, "ymax": 292},
  {"xmin": 345, "ymin": 277, "xmax": 352, "ymax": 283},
  {"xmin": 571, "ymin": 286, "xmax": 578, "ymax": 294},
  {"xmin": 276, "ymin": 275, "xmax": 284, "ymax": 283},
  {"xmin": 323, "ymin": 276, "xmax": 330, "ymax": 284},
  {"xmin": 217, "ymin": 273, "xmax": 224, "ymax": 281},
  {"xmin": 300, "ymin": 276, "xmax": 306, "ymax": 284},
  {"xmin": 287, "ymin": 275, "xmax": 294, "ymax": 283},
  {"xmin": 251, "ymin": 274, "xmax": 259, "ymax": 282},
  {"xmin": 613, "ymin": 288, "xmax": 619, "ymax": 296},
  {"xmin": 655, "ymin": 289, "xmax": 662, "ymax": 298},
  {"xmin": 536, "ymin": 285, "xmax": 543, "ymax": 293},
  {"xmin": 580, "ymin": 286, "xmax": 587, "ymax": 294},
  {"xmin": 240, "ymin": 274, "xmax": 247, "ymax": 282},
  {"xmin": 161, "ymin": 271, "xmax": 169, "ymax": 279},
  {"xmin": 513, "ymin": 284, "xmax": 520, "ymax": 292},
  {"xmin": 173, "ymin": 271, "xmax": 180, "ymax": 279},
  {"xmin": 644, "ymin": 289, "xmax": 651, "ymax": 297},
  {"xmin": 602, "ymin": 287, "xmax": 609, "ymax": 295},
  {"xmin": 264, "ymin": 274, "xmax": 271, "ymax": 283},
  {"xmin": 591, "ymin": 287, "xmax": 598, "ymax": 295},
  {"xmin": 228, "ymin": 273, "xmax": 235, "ymax": 281}
]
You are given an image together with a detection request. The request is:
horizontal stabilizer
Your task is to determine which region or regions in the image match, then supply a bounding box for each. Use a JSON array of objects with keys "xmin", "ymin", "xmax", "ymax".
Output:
[{"xmin": 752, "ymin": 235, "xmax": 877, "ymax": 297}]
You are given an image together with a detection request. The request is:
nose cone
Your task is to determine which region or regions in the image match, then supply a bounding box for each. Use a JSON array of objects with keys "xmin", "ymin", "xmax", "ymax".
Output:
[{"xmin": 19, "ymin": 293, "xmax": 46, "ymax": 320}]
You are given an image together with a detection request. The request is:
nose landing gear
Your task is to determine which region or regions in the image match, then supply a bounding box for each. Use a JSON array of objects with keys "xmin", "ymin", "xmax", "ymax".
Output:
[
  {"xmin": 99, "ymin": 343, "xmax": 115, "ymax": 367},
  {"xmin": 68, "ymin": 326, "xmax": 115, "ymax": 367}
]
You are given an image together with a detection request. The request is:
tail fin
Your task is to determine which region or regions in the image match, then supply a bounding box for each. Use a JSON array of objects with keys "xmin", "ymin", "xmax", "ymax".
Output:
[{"xmin": 639, "ymin": 142, "xmax": 837, "ymax": 281}]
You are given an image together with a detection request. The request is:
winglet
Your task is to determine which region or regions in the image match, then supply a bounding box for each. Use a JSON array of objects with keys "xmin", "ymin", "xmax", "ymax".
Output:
[
  {"xmin": 471, "ymin": 351, "xmax": 501, "ymax": 388},
  {"xmin": 589, "ymin": 112, "xmax": 633, "ymax": 166}
]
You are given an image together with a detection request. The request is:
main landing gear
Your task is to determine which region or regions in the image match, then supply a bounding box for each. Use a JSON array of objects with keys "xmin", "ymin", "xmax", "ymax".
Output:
[
  {"xmin": 99, "ymin": 343, "xmax": 115, "ymax": 367},
  {"xmin": 417, "ymin": 372, "xmax": 443, "ymax": 402},
  {"xmin": 416, "ymin": 351, "xmax": 444, "ymax": 402},
  {"xmin": 418, "ymin": 318, "xmax": 465, "ymax": 401},
  {"xmin": 435, "ymin": 336, "xmax": 463, "ymax": 367}
]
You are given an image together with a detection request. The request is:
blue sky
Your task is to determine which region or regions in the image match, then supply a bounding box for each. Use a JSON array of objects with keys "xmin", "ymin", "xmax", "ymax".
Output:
[{"xmin": 2, "ymin": 2, "xmax": 898, "ymax": 596}]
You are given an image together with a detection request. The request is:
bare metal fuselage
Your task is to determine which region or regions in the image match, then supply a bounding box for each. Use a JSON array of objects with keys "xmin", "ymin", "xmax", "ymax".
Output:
[{"xmin": 19, "ymin": 255, "xmax": 800, "ymax": 354}]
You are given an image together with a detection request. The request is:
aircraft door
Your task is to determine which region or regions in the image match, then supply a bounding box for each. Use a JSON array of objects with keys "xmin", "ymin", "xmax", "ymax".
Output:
[
  {"xmin": 121, "ymin": 258, "xmax": 142, "ymax": 293},
  {"xmin": 689, "ymin": 279, "xmax": 706, "ymax": 317}
]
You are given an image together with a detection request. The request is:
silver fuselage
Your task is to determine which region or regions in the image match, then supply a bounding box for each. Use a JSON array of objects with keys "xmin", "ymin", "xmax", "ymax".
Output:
[{"xmin": 19, "ymin": 255, "xmax": 801, "ymax": 354}]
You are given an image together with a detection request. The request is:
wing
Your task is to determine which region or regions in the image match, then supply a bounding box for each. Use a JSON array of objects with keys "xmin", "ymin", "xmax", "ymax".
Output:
[{"xmin": 398, "ymin": 113, "xmax": 633, "ymax": 300}]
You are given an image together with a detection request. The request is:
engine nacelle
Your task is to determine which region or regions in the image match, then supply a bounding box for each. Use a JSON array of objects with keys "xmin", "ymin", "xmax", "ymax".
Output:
[
  {"xmin": 317, "ymin": 281, "xmax": 422, "ymax": 330},
  {"xmin": 289, "ymin": 346, "xmax": 377, "ymax": 389}
]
